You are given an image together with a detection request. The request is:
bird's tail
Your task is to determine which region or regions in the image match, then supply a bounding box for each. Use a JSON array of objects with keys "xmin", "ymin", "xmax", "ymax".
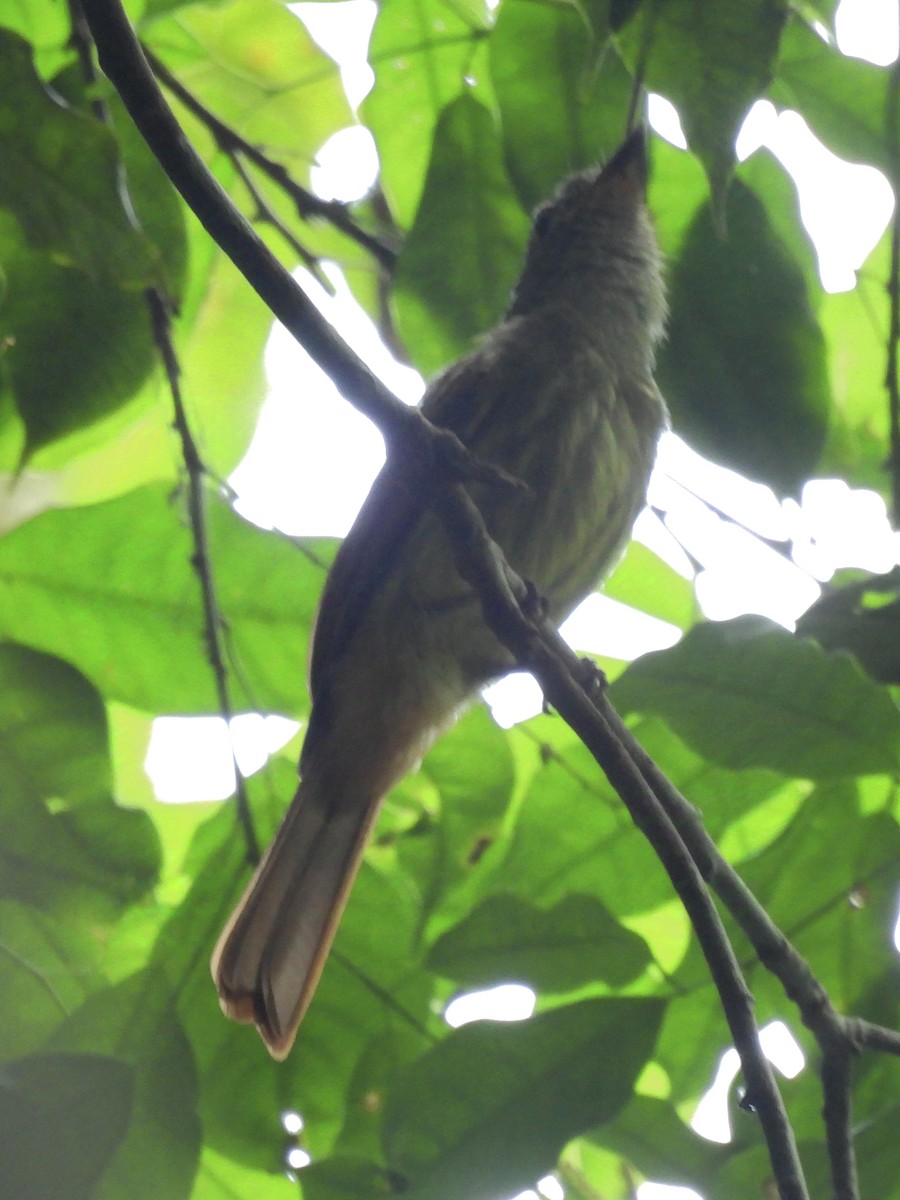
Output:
[{"xmin": 211, "ymin": 778, "xmax": 382, "ymax": 1060}]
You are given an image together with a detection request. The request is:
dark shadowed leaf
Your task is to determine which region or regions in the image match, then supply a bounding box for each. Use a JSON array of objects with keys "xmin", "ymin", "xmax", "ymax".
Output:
[
  {"xmin": 0, "ymin": 1052, "xmax": 134, "ymax": 1200},
  {"xmin": 610, "ymin": 616, "xmax": 900, "ymax": 776},
  {"xmin": 382, "ymin": 998, "xmax": 665, "ymax": 1200},
  {"xmin": 47, "ymin": 972, "xmax": 201, "ymax": 1200},
  {"xmin": 1, "ymin": 235, "xmax": 157, "ymax": 460},
  {"xmin": 796, "ymin": 569, "xmax": 900, "ymax": 685},
  {"xmin": 0, "ymin": 643, "xmax": 160, "ymax": 917},
  {"xmin": 0, "ymin": 30, "xmax": 157, "ymax": 284},
  {"xmin": 292, "ymin": 1157, "xmax": 397, "ymax": 1200},
  {"xmin": 658, "ymin": 164, "xmax": 830, "ymax": 495}
]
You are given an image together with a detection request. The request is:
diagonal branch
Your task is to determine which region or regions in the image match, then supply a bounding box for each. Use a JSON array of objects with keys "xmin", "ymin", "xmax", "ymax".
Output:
[{"xmin": 145, "ymin": 290, "xmax": 260, "ymax": 864}]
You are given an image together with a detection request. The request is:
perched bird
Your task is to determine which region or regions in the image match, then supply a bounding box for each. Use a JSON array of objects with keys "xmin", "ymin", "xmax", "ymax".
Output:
[{"xmin": 212, "ymin": 127, "xmax": 668, "ymax": 1059}]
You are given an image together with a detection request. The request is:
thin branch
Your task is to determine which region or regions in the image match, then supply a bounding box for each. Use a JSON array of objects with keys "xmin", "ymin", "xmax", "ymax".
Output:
[
  {"xmin": 141, "ymin": 44, "xmax": 397, "ymax": 271},
  {"xmin": 145, "ymin": 290, "xmax": 260, "ymax": 864},
  {"xmin": 229, "ymin": 152, "xmax": 334, "ymax": 292},
  {"xmin": 67, "ymin": 0, "xmax": 108, "ymax": 121},
  {"xmin": 853, "ymin": 1019, "xmax": 900, "ymax": 1056},
  {"xmin": 820, "ymin": 1040, "xmax": 859, "ymax": 1200},
  {"xmin": 653, "ymin": 473, "xmax": 796, "ymax": 565}
]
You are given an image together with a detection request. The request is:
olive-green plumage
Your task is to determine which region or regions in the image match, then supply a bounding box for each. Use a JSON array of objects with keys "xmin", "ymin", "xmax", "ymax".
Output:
[{"xmin": 213, "ymin": 129, "xmax": 667, "ymax": 1058}]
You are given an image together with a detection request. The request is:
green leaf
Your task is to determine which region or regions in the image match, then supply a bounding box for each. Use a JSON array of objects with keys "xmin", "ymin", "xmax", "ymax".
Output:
[
  {"xmin": 48, "ymin": 972, "xmax": 202, "ymax": 1200},
  {"xmin": 0, "ymin": 231, "xmax": 157, "ymax": 459},
  {"xmin": 427, "ymin": 893, "xmax": 651, "ymax": 992},
  {"xmin": 151, "ymin": 0, "xmax": 351, "ymax": 171},
  {"xmin": 658, "ymin": 161, "xmax": 830, "ymax": 495},
  {"xmin": 382, "ymin": 998, "xmax": 665, "ymax": 1200},
  {"xmin": 152, "ymin": 790, "xmax": 434, "ymax": 1169},
  {"xmin": 0, "ymin": 484, "xmax": 330, "ymax": 714},
  {"xmin": 602, "ymin": 540, "xmax": 696, "ymax": 630},
  {"xmin": 590, "ymin": 1093, "xmax": 726, "ymax": 1192},
  {"xmin": 291, "ymin": 849, "xmax": 436, "ymax": 1159},
  {"xmin": 0, "ymin": 642, "xmax": 160, "ymax": 915},
  {"xmin": 740, "ymin": 792, "xmax": 900, "ymax": 1013},
  {"xmin": 0, "ymin": 29, "xmax": 157, "ymax": 284},
  {"xmin": 621, "ymin": 0, "xmax": 789, "ymax": 204},
  {"xmin": 771, "ymin": 16, "xmax": 891, "ymax": 174},
  {"xmin": 144, "ymin": 796, "xmax": 297, "ymax": 1173},
  {"xmin": 818, "ymin": 224, "xmax": 893, "ymax": 489},
  {"xmin": 0, "ymin": 901, "xmax": 100, "ymax": 1057},
  {"xmin": 400, "ymin": 705, "xmax": 517, "ymax": 930},
  {"xmin": 190, "ymin": 1146, "xmax": 299, "ymax": 1200},
  {"xmin": 0, "ymin": 4, "xmax": 71, "ymax": 78},
  {"xmin": 611, "ymin": 616, "xmax": 900, "ymax": 777},
  {"xmin": 287, "ymin": 1157, "xmax": 396, "ymax": 1200},
  {"xmin": 0, "ymin": 1052, "xmax": 134, "ymax": 1200},
  {"xmin": 796, "ymin": 570, "xmax": 900, "ymax": 685},
  {"xmin": 496, "ymin": 711, "xmax": 792, "ymax": 945},
  {"xmin": 490, "ymin": 0, "xmax": 629, "ymax": 207},
  {"xmin": 362, "ymin": 0, "xmax": 488, "ymax": 226},
  {"xmin": 394, "ymin": 93, "xmax": 531, "ymax": 374}
]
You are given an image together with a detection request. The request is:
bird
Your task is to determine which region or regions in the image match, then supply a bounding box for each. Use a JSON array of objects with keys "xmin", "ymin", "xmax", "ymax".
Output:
[{"xmin": 212, "ymin": 126, "xmax": 668, "ymax": 1059}]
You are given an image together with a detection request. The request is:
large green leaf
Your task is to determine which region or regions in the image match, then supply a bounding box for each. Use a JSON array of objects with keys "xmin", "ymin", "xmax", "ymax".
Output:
[
  {"xmin": 0, "ymin": 1052, "xmax": 134, "ymax": 1200},
  {"xmin": 151, "ymin": 786, "xmax": 436, "ymax": 1169},
  {"xmin": 0, "ymin": 228, "xmax": 158, "ymax": 460},
  {"xmin": 148, "ymin": 0, "xmax": 351, "ymax": 174},
  {"xmin": 740, "ymin": 793, "xmax": 900, "ymax": 1014},
  {"xmin": 382, "ymin": 997, "xmax": 665, "ymax": 1200},
  {"xmin": 771, "ymin": 16, "xmax": 891, "ymax": 174},
  {"xmin": 590, "ymin": 1093, "xmax": 727, "ymax": 1193},
  {"xmin": 611, "ymin": 616, "xmax": 900, "ymax": 777},
  {"xmin": 47, "ymin": 972, "xmax": 202, "ymax": 1200},
  {"xmin": 0, "ymin": 29, "xmax": 157, "ymax": 284},
  {"xmin": 620, "ymin": 0, "xmax": 789, "ymax": 204},
  {"xmin": 397, "ymin": 705, "xmax": 517, "ymax": 935},
  {"xmin": 490, "ymin": 0, "xmax": 629, "ymax": 208},
  {"xmin": 393, "ymin": 92, "xmax": 530, "ymax": 374},
  {"xmin": 0, "ymin": 484, "xmax": 330, "ymax": 715},
  {"xmin": 362, "ymin": 0, "xmax": 488, "ymax": 227},
  {"xmin": 0, "ymin": 643, "xmax": 160, "ymax": 916},
  {"xmin": 496, "ymin": 711, "xmax": 792, "ymax": 933},
  {"xmin": 658, "ymin": 160, "xmax": 830, "ymax": 495},
  {"xmin": 427, "ymin": 893, "xmax": 651, "ymax": 992},
  {"xmin": 818, "ymin": 225, "xmax": 893, "ymax": 489},
  {"xmin": 602, "ymin": 539, "xmax": 697, "ymax": 631}
]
